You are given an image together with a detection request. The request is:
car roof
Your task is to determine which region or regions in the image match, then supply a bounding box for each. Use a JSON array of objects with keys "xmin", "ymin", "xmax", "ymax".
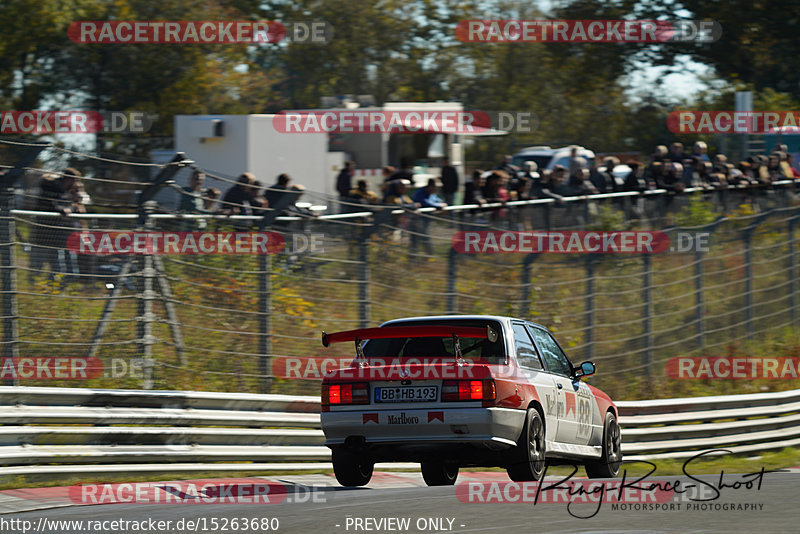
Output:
[
  {"xmin": 514, "ymin": 146, "xmax": 595, "ymax": 157},
  {"xmin": 379, "ymin": 314, "xmax": 549, "ymax": 332}
]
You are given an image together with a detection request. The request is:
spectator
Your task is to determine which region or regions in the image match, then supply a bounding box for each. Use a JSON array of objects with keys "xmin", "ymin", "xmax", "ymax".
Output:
[
  {"xmin": 512, "ymin": 162, "xmax": 538, "ymax": 200},
  {"xmin": 692, "ymin": 141, "xmax": 710, "ymax": 162},
  {"xmin": 66, "ymin": 178, "xmax": 90, "ymax": 281},
  {"xmin": 179, "ymin": 170, "xmax": 208, "ymax": 229},
  {"xmin": 481, "ymin": 171, "xmax": 509, "ymax": 203},
  {"xmin": 30, "ymin": 168, "xmax": 80, "ymax": 281},
  {"xmin": 203, "ymin": 187, "xmax": 221, "ymax": 213},
  {"xmin": 336, "ymin": 161, "xmax": 355, "ymax": 208},
  {"xmin": 382, "ymin": 179, "xmax": 418, "ymax": 242},
  {"xmin": 222, "ymin": 173, "xmax": 260, "ymax": 223},
  {"xmin": 787, "ymin": 154, "xmax": 800, "ymax": 178},
  {"xmin": 777, "ymin": 151, "xmax": 795, "ymax": 179},
  {"xmin": 527, "ymin": 164, "xmax": 563, "ymax": 202},
  {"xmin": 412, "ymin": 178, "xmax": 447, "ymax": 209},
  {"xmin": 384, "ymin": 179, "xmax": 417, "ymax": 208},
  {"xmin": 548, "ymin": 165, "xmax": 572, "ymax": 197},
  {"xmin": 712, "ymin": 154, "xmax": 733, "ymax": 186},
  {"xmin": 567, "ymin": 168, "xmax": 598, "ymax": 196},
  {"xmin": 567, "ymin": 146, "xmax": 585, "ymax": 178},
  {"xmin": 264, "ymin": 173, "xmax": 291, "ymax": 207},
  {"xmin": 410, "ymin": 179, "xmax": 446, "ymax": 257},
  {"xmin": 440, "ymin": 157, "xmax": 459, "ymax": 205},
  {"xmin": 464, "ymin": 170, "xmax": 487, "ymax": 206},
  {"xmin": 590, "ymin": 157, "xmax": 620, "ymax": 194},
  {"xmin": 379, "ymin": 165, "xmax": 396, "ymax": 197},
  {"xmin": 495, "ymin": 155, "xmax": 519, "ymax": 177},
  {"xmin": 668, "ymin": 142, "xmax": 686, "ymax": 162},
  {"xmin": 658, "ymin": 161, "xmax": 686, "ymax": 193},
  {"xmin": 350, "ymin": 179, "xmax": 379, "ymax": 205},
  {"xmin": 265, "ymin": 174, "xmax": 304, "ymax": 226}
]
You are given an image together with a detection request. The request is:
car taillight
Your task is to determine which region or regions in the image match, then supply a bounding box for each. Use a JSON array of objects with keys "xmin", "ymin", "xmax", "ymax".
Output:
[
  {"xmin": 441, "ymin": 379, "xmax": 496, "ymax": 401},
  {"xmin": 322, "ymin": 383, "xmax": 369, "ymax": 405}
]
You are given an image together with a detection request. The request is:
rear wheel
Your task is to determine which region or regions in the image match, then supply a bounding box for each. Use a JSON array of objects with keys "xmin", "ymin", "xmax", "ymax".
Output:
[
  {"xmin": 506, "ymin": 407, "xmax": 546, "ymax": 481},
  {"xmin": 332, "ymin": 448, "xmax": 374, "ymax": 486},
  {"xmin": 421, "ymin": 461, "xmax": 459, "ymax": 486},
  {"xmin": 585, "ymin": 412, "xmax": 622, "ymax": 478}
]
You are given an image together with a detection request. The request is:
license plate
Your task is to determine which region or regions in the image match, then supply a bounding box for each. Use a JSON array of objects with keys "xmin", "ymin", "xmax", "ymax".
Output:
[{"xmin": 374, "ymin": 386, "xmax": 438, "ymax": 403}]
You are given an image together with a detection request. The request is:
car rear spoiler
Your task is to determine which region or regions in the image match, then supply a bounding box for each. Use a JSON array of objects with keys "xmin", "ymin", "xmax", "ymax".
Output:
[
  {"xmin": 321, "ymin": 325, "xmax": 498, "ymax": 347},
  {"xmin": 321, "ymin": 325, "xmax": 499, "ymax": 367}
]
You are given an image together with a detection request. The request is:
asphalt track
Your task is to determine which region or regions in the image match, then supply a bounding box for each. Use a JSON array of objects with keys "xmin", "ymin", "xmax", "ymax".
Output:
[{"xmin": 4, "ymin": 471, "xmax": 799, "ymax": 534}]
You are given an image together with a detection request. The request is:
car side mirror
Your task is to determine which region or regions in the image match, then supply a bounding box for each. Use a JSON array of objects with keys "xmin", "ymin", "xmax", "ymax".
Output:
[{"xmin": 574, "ymin": 361, "xmax": 596, "ymax": 378}]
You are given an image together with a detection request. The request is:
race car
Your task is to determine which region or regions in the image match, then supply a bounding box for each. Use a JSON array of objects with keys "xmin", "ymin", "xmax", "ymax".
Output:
[{"xmin": 319, "ymin": 315, "xmax": 622, "ymax": 487}]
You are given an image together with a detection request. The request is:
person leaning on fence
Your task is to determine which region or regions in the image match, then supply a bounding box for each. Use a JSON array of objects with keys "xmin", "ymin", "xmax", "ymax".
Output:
[
  {"xmin": 463, "ymin": 170, "xmax": 487, "ymax": 206},
  {"xmin": 66, "ymin": 178, "xmax": 92, "ymax": 280},
  {"xmin": 349, "ymin": 179, "xmax": 380, "ymax": 205},
  {"xmin": 382, "ymin": 179, "xmax": 418, "ymax": 242},
  {"xmin": 29, "ymin": 168, "xmax": 80, "ymax": 282},
  {"xmin": 222, "ymin": 172, "xmax": 261, "ymax": 228},
  {"xmin": 265, "ymin": 174, "xmax": 305, "ymax": 229},
  {"xmin": 409, "ymin": 178, "xmax": 447, "ymax": 257},
  {"xmin": 203, "ymin": 187, "xmax": 221, "ymax": 213},
  {"xmin": 179, "ymin": 170, "xmax": 209, "ymax": 230}
]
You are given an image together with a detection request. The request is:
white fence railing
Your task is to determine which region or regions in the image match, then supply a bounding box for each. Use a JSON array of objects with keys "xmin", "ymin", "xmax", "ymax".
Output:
[{"xmin": 0, "ymin": 387, "xmax": 798, "ymax": 476}]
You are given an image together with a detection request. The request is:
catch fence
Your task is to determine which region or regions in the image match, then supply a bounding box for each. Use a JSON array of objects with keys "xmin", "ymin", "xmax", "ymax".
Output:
[{"xmin": 2, "ymin": 142, "xmax": 800, "ymax": 399}]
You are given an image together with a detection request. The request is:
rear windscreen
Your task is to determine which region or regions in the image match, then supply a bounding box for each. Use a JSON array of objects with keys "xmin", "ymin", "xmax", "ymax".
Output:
[{"xmin": 361, "ymin": 320, "xmax": 506, "ymax": 364}]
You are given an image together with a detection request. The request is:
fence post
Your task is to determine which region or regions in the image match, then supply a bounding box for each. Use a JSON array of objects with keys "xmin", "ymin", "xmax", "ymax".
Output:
[
  {"xmin": 642, "ymin": 254, "xmax": 653, "ymax": 379},
  {"xmin": 520, "ymin": 254, "xmax": 540, "ymax": 318},
  {"xmin": 0, "ymin": 185, "xmax": 18, "ymax": 386},
  {"xmin": 694, "ymin": 244, "xmax": 705, "ymax": 351},
  {"xmin": 358, "ymin": 226, "xmax": 370, "ymax": 329},
  {"xmin": 585, "ymin": 255, "xmax": 595, "ymax": 361},
  {"xmin": 789, "ymin": 214, "xmax": 799, "ymax": 327},
  {"xmin": 446, "ymin": 247, "xmax": 457, "ymax": 314},
  {"xmin": 1, "ymin": 143, "xmax": 45, "ymax": 386},
  {"xmin": 258, "ymin": 253, "xmax": 272, "ymax": 393},
  {"xmin": 137, "ymin": 202, "xmax": 156, "ymax": 389}
]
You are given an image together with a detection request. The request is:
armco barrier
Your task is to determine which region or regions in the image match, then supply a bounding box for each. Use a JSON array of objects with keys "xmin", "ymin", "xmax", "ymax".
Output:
[{"xmin": 0, "ymin": 386, "xmax": 798, "ymax": 477}]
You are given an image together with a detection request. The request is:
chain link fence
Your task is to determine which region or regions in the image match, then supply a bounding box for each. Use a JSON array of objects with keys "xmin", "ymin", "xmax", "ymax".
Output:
[{"xmin": 2, "ymin": 144, "xmax": 800, "ymax": 400}]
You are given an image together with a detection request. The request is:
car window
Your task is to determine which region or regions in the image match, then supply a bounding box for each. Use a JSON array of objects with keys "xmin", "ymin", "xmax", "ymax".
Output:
[
  {"xmin": 527, "ymin": 326, "xmax": 574, "ymax": 376},
  {"xmin": 361, "ymin": 319, "xmax": 506, "ymax": 364},
  {"xmin": 511, "ymin": 323, "xmax": 543, "ymax": 370}
]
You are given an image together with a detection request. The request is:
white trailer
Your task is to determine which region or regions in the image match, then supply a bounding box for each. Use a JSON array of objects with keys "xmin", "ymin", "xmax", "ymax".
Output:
[{"xmin": 164, "ymin": 114, "xmax": 335, "ymax": 210}]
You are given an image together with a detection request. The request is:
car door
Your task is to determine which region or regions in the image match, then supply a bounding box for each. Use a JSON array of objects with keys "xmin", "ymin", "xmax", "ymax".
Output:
[
  {"xmin": 527, "ymin": 325, "xmax": 591, "ymax": 446},
  {"xmin": 510, "ymin": 322, "xmax": 558, "ymax": 445}
]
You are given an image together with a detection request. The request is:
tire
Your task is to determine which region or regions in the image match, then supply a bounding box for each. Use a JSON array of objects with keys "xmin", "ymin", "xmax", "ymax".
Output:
[
  {"xmin": 506, "ymin": 407, "xmax": 546, "ymax": 481},
  {"xmin": 421, "ymin": 461, "xmax": 459, "ymax": 486},
  {"xmin": 585, "ymin": 412, "xmax": 622, "ymax": 478},
  {"xmin": 332, "ymin": 448, "xmax": 374, "ymax": 487}
]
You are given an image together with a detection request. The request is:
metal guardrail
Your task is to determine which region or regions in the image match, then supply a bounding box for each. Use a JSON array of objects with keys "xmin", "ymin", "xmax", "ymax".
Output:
[{"xmin": 0, "ymin": 387, "xmax": 797, "ymax": 476}]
